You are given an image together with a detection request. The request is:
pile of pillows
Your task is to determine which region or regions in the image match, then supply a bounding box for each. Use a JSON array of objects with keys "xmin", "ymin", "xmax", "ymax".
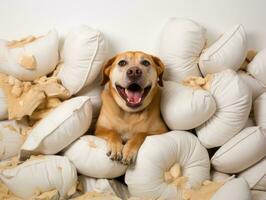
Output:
[{"xmin": 0, "ymin": 18, "xmax": 265, "ymax": 200}]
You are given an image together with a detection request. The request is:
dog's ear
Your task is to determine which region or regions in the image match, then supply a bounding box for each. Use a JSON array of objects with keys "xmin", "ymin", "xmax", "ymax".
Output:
[
  {"xmin": 101, "ymin": 55, "xmax": 117, "ymax": 86},
  {"xmin": 152, "ymin": 56, "xmax": 165, "ymax": 87}
]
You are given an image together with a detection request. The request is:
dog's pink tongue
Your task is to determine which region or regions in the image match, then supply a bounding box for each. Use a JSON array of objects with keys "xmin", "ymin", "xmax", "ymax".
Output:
[{"xmin": 127, "ymin": 91, "xmax": 142, "ymax": 104}]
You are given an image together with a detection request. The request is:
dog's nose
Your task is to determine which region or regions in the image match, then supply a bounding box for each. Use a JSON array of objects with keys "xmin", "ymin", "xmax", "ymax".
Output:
[{"xmin": 127, "ymin": 67, "xmax": 142, "ymax": 80}]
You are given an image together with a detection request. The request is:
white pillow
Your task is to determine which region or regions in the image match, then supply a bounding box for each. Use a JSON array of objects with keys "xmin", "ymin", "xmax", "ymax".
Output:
[
  {"xmin": 0, "ymin": 155, "xmax": 77, "ymax": 199},
  {"xmin": 244, "ymin": 118, "xmax": 256, "ymax": 129},
  {"xmin": 125, "ymin": 131, "xmax": 210, "ymax": 199},
  {"xmin": 247, "ymin": 49, "xmax": 266, "ymax": 87},
  {"xmin": 20, "ymin": 96, "xmax": 92, "ymax": 160},
  {"xmin": 254, "ymin": 92, "xmax": 266, "ymax": 127},
  {"xmin": 199, "ymin": 25, "xmax": 247, "ymax": 76},
  {"xmin": 58, "ymin": 25, "xmax": 108, "ymax": 95},
  {"xmin": 211, "ymin": 127, "xmax": 266, "ymax": 173},
  {"xmin": 0, "ymin": 120, "xmax": 27, "ymax": 160},
  {"xmin": 158, "ymin": 18, "xmax": 205, "ymax": 82},
  {"xmin": 238, "ymin": 158, "xmax": 266, "ymax": 191},
  {"xmin": 76, "ymin": 77, "xmax": 103, "ymax": 130},
  {"xmin": 211, "ymin": 178, "xmax": 251, "ymax": 200},
  {"xmin": 0, "ymin": 30, "xmax": 59, "ymax": 81},
  {"xmin": 0, "ymin": 89, "xmax": 7, "ymax": 120},
  {"xmin": 64, "ymin": 135, "xmax": 127, "ymax": 179},
  {"xmin": 196, "ymin": 70, "xmax": 252, "ymax": 148},
  {"xmin": 238, "ymin": 70, "xmax": 266, "ymax": 101},
  {"xmin": 251, "ymin": 190, "xmax": 266, "ymax": 200},
  {"xmin": 161, "ymin": 81, "xmax": 216, "ymax": 130},
  {"xmin": 79, "ymin": 176, "xmax": 130, "ymax": 200},
  {"xmin": 211, "ymin": 171, "xmax": 231, "ymax": 182}
]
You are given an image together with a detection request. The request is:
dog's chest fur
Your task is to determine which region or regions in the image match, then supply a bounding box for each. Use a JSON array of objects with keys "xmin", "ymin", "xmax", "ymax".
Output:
[{"xmin": 96, "ymin": 87, "xmax": 167, "ymax": 141}]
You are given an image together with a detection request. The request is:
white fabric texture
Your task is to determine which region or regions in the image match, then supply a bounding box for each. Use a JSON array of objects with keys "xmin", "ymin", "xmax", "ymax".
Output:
[
  {"xmin": 64, "ymin": 135, "xmax": 127, "ymax": 179},
  {"xmin": 0, "ymin": 120, "xmax": 26, "ymax": 160},
  {"xmin": 238, "ymin": 70, "xmax": 266, "ymax": 101},
  {"xmin": 251, "ymin": 190, "xmax": 266, "ymax": 200},
  {"xmin": 76, "ymin": 77, "xmax": 103, "ymax": 127},
  {"xmin": 79, "ymin": 176, "xmax": 130, "ymax": 200},
  {"xmin": 161, "ymin": 81, "xmax": 216, "ymax": 130},
  {"xmin": 0, "ymin": 155, "xmax": 77, "ymax": 199},
  {"xmin": 0, "ymin": 89, "xmax": 7, "ymax": 120},
  {"xmin": 199, "ymin": 25, "xmax": 247, "ymax": 76},
  {"xmin": 247, "ymin": 49, "xmax": 266, "ymax": 87},
  {"xmin": 244, "ymin": 118, "xmax": 255, "ymax": 129},
  {"xmin": 20, "ymin": 96, "xmax": 92, "ymax": 160},
  {"xmin": 210, "ymin": 171, "xmax": 231, "ymax": 182},
  {"xmin": 125, "ymin": 131, "xmax": 210, "ymax": 199},
  {"xmin": 254, "ymin": 92, "xmax": 266, "ymax": 127},
  {"xmin": 58, "ymin": 25, "xmax": 108, "ymax": 95},
  {"xmin": 211, "ymin": 127, "xmax": 266, "ymax": 173},
  {"xmin": 0, "ymin": 30, "xmax": 59, "ymax": 81},
  {"xmin": 239, "ymin": 158, "xmax": 266, "ymax": 191},
  {"xmin": 158, "ymin": 18, "xmax": 205, "ymax": 82},
  {"xmin": 211, "ymin": 178, "xmax": 251, "ymax": 200},
  {"xmin": 196, "ymin": 70, "xmax": 252, "ymax": 148}
]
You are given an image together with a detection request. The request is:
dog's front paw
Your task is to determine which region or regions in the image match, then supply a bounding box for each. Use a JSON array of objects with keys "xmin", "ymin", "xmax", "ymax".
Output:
[
  {"xmin": 106, "ymin": 139, "xmax": 123, "ymax": 161},
  {"xmin": 121, "ymin": 143, "xmax": 138, "ymax": 165}
]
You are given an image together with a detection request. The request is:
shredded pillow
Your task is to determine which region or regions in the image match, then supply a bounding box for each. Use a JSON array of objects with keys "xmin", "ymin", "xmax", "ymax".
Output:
[
  {"xmin": 0, "ymin": 30, "xmax": 59, "ymax": 81},
  {"xmin": 161, "ymin": 81, "xmax": 216, "ymax": 130},
  {"xmin": 0, "ymin": 155, "xmax": 77, "ymax": 199},
  {"xmin": 196, "ymin": 70, "xmax": 252, "ymax": 148},
  {"xmin": 125, "ymin": 131, "xmax": 210, "ymax": 199},
  {"xmin": 64, "ymin": 135, "xmax": 128, "ymax": 179},
  {"xmin": 20, "ymin": 96, "xmax": 92, "ymax": 160}
]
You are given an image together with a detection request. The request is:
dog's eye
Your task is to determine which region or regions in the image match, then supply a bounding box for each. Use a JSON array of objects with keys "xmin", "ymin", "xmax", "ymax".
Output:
[
  {"xmin": 118, "ymin": 60, "xmax": 127, "ymax": 67},
  {"xmin": 141, "ymin": 60, "xmax": 150, "ymax": 66}
]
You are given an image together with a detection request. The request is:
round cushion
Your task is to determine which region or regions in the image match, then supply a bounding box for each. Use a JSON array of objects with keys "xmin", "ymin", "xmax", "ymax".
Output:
[
  {"xmin": 161, "ymin": 81, "xmax": 216, "ymax": 130},
  {"xmin": 64, "ymin": 135, "xmax": 127, "ymax": 179},
  {"xmin": 196, "ymin": 69, "xmax": 252, "ymax": 148},
  {"xmin": 158, "ymin": 18, "xmax": 205, "ymax": 82},
  {"xmin": 125, "ymin": 131, "xmax": 210, "ymax": 199}
]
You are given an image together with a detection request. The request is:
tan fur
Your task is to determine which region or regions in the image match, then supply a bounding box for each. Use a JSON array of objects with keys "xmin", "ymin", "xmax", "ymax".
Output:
[{"xmin": 96, "ymin": 51, "xmax": 168, "ymax": 164}]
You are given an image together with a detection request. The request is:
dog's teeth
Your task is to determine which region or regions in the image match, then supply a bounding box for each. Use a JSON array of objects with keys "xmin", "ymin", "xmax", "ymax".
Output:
[
  {"xmin": 137, "ymin": 98, "xmax": 142, "ymax": 103},
  {"xmin": 125, "ymin": 89, "xmax": 129, "ymax": 96}
]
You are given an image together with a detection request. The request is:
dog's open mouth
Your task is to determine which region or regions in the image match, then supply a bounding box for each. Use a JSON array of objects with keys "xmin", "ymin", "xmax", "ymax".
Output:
[{"xmin": 116, "ymin": 83, "xmax": 152, "ymax": 108}]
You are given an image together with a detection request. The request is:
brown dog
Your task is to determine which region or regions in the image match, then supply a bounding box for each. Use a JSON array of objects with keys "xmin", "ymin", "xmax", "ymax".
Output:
[{"xmin": 95, "ymin": 51, "xmax": 168, "ymax": 165}]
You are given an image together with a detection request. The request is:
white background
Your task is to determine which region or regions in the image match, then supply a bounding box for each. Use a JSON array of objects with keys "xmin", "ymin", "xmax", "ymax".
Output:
[{"xmin": 0, "ymin": 0, "xmax": 265, "ymax": 55}]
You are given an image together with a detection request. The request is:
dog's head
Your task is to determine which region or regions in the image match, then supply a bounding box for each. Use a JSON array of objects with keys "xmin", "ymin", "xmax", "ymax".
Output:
[{"xmin": 101, "ymin": 51, "xmax": 165, "ymax": 112}]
